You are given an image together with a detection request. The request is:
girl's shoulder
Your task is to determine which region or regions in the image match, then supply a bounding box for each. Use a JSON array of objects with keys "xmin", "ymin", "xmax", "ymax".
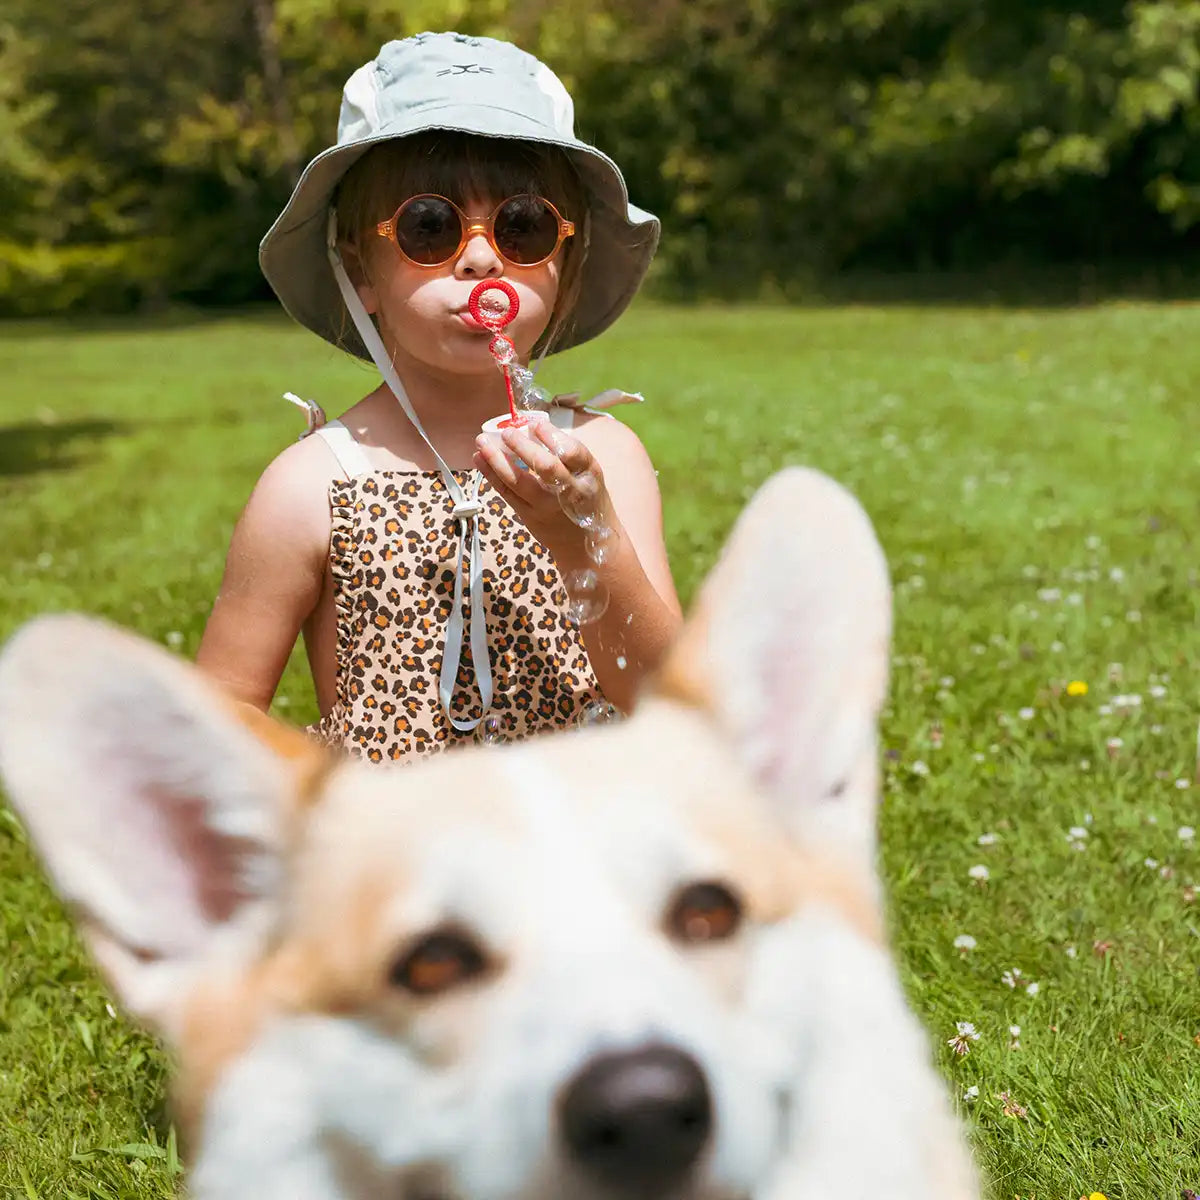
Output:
[
  {"xmin": 567, "ymin": 407, "xmax": 656, "ymax": 472},
  {"xmin": 232, "ymin": 429, "xmax": 345, "ymax": 565},
  {"xmin": 257, "ymin": 426, "xmax": 350, "ymax": 497}
]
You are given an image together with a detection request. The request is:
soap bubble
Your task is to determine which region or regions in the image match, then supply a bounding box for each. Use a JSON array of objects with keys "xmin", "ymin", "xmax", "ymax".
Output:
[
  {"xmin": 578, "ymin": 700, "xmax": 620, "ymax": 727},
  {"xmin": 565, "ymin": 567, "xmax": 609, "ymax": 624},
  {"xmin": 509, "ymin": 366, "xmax": 535, "ymax": 396},
  {"xmin": 489, "ymin": 335, "xmax": 518, "ymax": 364},
  {"xmin": 478, "ymin": 290, "xmax": 511, "ymax": 322},
  {"xmin": 568, "ymin": 593, "xmax": 608, "ymax": 625},
  {"xmin": 585, "ymin": 524, "xmax": 615, "ymax": 565},
  {"xmin": 477, "ymin": 714, "xmax": 505, "ymax": 746},
  {"xmin": 521, "ymin": 384, "xmax": 553, "ymax": 412},
  {"xmin": 559, "ymin": 471, "xmax": 603, "ymax": 530}
]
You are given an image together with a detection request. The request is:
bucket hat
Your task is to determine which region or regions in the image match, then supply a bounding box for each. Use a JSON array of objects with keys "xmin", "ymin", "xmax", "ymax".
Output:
[{"xmin": 260, "ymin": 31, "xmax": 660, "ymax": 358}]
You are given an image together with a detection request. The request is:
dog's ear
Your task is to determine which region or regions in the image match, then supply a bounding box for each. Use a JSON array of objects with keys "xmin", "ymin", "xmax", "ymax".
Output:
[
  {"xmin": 653, "ymin": 468, "xmax": 892, "ymax": 864},
  {"xmin": 0, "ymin": 614, "xmax": 327, "ymax": 1037}
]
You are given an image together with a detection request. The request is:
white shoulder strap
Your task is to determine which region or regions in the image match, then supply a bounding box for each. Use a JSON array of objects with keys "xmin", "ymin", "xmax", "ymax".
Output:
[
  {"xmin": 313, "ymin": 419, "xmax": 373, "ymax": 480},
  {"xmin": 548, "ymin": 402, "xmax": 615, "ymax": 427}
]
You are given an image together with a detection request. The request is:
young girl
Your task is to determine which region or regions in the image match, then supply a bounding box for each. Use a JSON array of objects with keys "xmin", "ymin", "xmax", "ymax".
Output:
[{"xmin": 196, "ymin": 32, "xmax": 681, "ymax": 762}]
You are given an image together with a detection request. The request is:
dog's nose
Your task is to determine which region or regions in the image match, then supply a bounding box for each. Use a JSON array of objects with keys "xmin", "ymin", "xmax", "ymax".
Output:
[{"xmin": 558, "ymin": 1043, "xmax": 712, "ymax": 1188}]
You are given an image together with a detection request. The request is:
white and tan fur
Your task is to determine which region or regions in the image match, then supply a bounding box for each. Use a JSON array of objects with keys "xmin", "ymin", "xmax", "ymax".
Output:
[{"xmin": 0, "ymin": 469, "xmax": 979, "ymax": 1200}]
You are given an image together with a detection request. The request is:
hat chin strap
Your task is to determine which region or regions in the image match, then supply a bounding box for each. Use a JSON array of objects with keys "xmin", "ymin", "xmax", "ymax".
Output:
[{"xmin": 326, "ymin": 209, "xmax": 492, "ymax": 733}]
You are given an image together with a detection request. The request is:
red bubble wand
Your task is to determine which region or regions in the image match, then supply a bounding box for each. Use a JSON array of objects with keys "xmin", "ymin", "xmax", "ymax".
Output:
[{"xmin": 468, "ymin": 279, "xmax": 529, "ymax": 428}]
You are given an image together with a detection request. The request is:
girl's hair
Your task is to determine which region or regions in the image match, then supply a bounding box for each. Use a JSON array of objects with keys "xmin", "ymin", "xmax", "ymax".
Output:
[{"xmin": 334, "ymin": 130, "xmax": 588, "ymax": 357}]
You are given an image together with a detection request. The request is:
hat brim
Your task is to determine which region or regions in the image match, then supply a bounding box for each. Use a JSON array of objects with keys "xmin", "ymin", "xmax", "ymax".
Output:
[{"xmin": 259, "ymin": 107, "xmax": 659, "ymax": 359}]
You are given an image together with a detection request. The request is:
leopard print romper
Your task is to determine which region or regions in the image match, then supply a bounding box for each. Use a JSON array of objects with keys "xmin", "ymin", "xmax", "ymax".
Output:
[{"xmin": 307, "ymin": 412, "xmax": 607, "ymax": 762}]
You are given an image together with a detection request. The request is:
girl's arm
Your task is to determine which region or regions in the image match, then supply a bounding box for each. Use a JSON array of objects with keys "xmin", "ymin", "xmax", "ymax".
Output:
[
  {"xmin": 474, "ymin": 415, "xmax": 681, "ymax": 712},
  {"xmin": 195, "ymin": 440, "xmax": 333, "ymax": 711}
]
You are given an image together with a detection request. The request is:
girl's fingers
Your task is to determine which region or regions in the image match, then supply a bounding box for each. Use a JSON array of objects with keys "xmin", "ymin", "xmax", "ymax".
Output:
[
  {"xmin": 500, "ymin": 426, "xmax": 571, "ymax": 493},
  {"xmin": 478, "ymin": 422, "xmax": 607, "ymax": 527},
  {"xmin": 476, "ymin": 434, "xmax": 557, "ymax": 511},
  {"xmin": 530, "ymin": 420, "xmax": 593, "ymax": 475},
  {"xmin": 472, "ymin": 451, "xmax": 524, "ymax": 510},
  {"xmin": 475, "ymin": 435, "xmax": 532, "ymax": 499}
]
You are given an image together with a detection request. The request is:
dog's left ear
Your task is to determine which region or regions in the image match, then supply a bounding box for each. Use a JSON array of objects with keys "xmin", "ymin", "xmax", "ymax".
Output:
[
  {"xmin": 0, "ymin": 615, "xmax": 326, "ymax": 1037},
  {"xmin": 652, "ymin": 467, "xmax": 892, "ymax": 865}
]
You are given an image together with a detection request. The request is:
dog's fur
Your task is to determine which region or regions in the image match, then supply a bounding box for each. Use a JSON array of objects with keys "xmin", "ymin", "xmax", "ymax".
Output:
[{"xmin": 0, "ymin": 469, "xmax": 978, "ymax": 1200}]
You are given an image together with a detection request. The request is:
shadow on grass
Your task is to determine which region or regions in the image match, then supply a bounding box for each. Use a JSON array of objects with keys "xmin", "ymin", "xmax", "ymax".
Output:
[
  {"xmin": 0, "ymin": 419, "xmax": 127, "ymax": 478},
  {"xmin": 0, "ymin": 302, "xmax": 285, "ymax": 342}
]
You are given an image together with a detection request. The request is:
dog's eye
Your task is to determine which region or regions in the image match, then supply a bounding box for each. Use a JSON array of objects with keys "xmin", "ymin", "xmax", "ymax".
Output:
[
  {"xmin": 390, "ymin": 930, "xmax": 486, "ymax": 996},
  {"xmin": 666, "ymin": 881, "xmax": 743, "ymax": 944}
]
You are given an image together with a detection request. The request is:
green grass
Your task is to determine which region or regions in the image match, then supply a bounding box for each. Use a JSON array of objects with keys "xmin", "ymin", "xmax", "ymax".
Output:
[{"xmin": 2, "ymin": 298, "xmax": 1199, "ymax": 1198}]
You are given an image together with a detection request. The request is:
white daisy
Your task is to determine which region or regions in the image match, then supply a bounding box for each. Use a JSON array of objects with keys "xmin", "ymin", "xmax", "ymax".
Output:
[{"xmin": 947, "ymin": 1022, "xmax": 980, "ymax": 1056}]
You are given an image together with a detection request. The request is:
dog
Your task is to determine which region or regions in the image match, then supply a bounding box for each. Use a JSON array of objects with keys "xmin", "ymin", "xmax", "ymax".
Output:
[{"xmin": 0, "ymin": 468, "xmax": 979, "ymax": 1200}]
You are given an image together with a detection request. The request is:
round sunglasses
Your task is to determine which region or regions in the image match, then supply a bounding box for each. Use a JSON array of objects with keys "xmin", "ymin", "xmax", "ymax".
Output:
[{"xmin": 375, "ymin": 193, "xmax": 575, "ymax": 269}]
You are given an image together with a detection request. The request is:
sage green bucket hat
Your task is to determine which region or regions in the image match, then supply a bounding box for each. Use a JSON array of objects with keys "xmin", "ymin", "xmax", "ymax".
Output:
[{"xmin": 259, "ymin": 32, "xmax": 660, "ymax": 359}]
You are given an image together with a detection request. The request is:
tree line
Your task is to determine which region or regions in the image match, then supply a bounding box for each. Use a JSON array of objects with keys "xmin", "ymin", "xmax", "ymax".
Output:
[{"xmin": 2, "ymin": 0, "xmax": 1198, "ymax": 315}]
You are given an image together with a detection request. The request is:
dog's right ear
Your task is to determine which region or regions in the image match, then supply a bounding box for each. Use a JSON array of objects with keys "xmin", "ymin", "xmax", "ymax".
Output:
[
  {"xmin": 0, "ymin": 615, "xmax": 326, "ymax": 1038},
  {"xmin": 652, "ymin": 468, "xmax": 892, "ymax": 866}
]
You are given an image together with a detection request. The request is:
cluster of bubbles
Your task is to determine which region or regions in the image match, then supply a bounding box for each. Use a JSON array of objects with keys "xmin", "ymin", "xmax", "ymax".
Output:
[
  {"xmin": 512, "ymin": 367, "xmax": 553, "ymax": 414},
  {"xmin": 487, "ymin": 338, "xmax": 553, "ymax": 418},
  {"xmin": 526, "ymin": 426, "xmax": 615, "ymax": 626},
  {"xmin": 472, "ymin": 411, "xmax": 628, "ymax": 745}
]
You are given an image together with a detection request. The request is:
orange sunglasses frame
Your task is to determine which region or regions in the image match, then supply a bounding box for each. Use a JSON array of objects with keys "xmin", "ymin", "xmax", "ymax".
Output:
[{"xmin": 376, "ymin": 193, "xmax": 575, "ymax": 269}]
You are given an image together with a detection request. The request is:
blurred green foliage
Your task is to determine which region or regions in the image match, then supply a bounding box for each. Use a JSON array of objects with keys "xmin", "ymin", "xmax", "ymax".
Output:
[{"xmin": 2, "ymin": 0, "xmax": 1198, "ymax": 313}]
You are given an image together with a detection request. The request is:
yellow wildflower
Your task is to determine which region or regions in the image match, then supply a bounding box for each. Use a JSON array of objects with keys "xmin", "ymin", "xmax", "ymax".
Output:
[{"xmin": 1066, "ymin": 680, "xmax": 1089, "ymax": 697}]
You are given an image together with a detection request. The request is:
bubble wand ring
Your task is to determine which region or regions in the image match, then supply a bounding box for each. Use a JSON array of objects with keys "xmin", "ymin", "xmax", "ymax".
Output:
[
  {"xmin": 468, "ymin": 279, "xmax": 528, "ymax": 426},
  {"xmin": 468, "ymin": 278, "xmax": 519, "ymax": 330}
]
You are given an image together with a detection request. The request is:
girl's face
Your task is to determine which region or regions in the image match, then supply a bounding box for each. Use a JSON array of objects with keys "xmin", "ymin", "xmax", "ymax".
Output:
[{"xmin": 356, "ymin": 193, "xmax": 564, "ymax": 380}]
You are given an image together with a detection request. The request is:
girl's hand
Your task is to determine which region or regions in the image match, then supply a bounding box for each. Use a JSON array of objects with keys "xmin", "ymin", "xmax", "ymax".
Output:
[{"xmin": 473, "ymin": 418, "xmax": 612, "ymax": 552}]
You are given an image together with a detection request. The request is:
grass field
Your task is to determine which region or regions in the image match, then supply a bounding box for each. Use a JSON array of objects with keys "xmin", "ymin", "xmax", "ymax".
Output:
[{"xmin": 1, "ymin": 298, "xmax": 1198, "ymax": 1198}]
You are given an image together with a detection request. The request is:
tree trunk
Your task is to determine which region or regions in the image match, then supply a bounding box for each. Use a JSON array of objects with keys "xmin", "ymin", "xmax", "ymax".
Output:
[{"xmin": 249, "ymin": 0, "xmax": 302, "ymax": 184}]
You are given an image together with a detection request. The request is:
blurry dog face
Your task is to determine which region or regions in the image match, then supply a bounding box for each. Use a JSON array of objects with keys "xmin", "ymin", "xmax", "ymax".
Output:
[{"xmin": 0, "ymin": 469, "xmax": 979, "ymax": 1200}]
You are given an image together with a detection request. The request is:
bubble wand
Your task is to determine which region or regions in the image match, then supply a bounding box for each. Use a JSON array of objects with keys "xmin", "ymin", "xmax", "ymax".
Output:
[{"xmin": 468, "ymin": 279, "xmax": 535, "ymax": 429}]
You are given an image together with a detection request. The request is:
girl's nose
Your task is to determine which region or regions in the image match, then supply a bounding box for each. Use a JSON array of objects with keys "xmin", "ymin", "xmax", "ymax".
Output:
[{"xmin": 456, "ymin": 229, "xmax": 504, "ymax": 279}]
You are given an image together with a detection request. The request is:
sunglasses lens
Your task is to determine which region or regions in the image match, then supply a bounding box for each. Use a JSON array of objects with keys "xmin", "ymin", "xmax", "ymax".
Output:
[
  {"xmin": 393, "ymin": 196, "xmax": 462, "ymax": 265},
  {"xmin": 494, "ymin": 195, "xmax": 561, "ymax": 265}
]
